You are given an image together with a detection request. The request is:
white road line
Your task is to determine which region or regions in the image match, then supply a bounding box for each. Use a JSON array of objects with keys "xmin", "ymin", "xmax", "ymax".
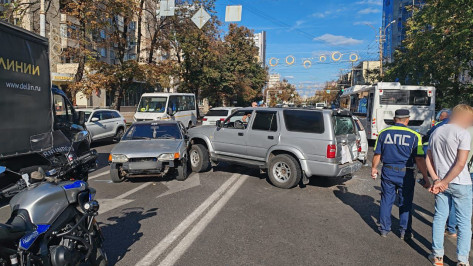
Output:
[
  {"xmin": 0, "ymin": 205, "xmax": 8, "ymax": 210},
  {"xmin": 88, "ymin": 171, "xmax": 109, "ymax": 180},
  {"xmin": 159, "ymin": 175, "xmax": 248, "ymax": 266},
  {"xmin": 136, "ymin": 173, "xmax": 241, "ymax": 266},
  {"xmin": 115, "ymin": 182, "xmax": 152, "ymax": 199}
]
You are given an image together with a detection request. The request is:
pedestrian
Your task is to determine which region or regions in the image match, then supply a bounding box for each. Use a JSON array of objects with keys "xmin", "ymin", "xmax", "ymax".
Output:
[
  {"xmin": 251, "ymin": 102, "xmax": 258, "ymax": 108},
  {"xmin": 371, "ymin": 109, "xmax": 430, "ymax": 239},
  {"xmin": 427, "ymin": 104, "xmax": 473, "ymax": 266}
]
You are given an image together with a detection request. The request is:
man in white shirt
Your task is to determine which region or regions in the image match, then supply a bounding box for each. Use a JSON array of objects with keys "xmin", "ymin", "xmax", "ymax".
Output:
[{"xmin": 427, "ymin": 104, "xmax": 473, "ymax": 266}]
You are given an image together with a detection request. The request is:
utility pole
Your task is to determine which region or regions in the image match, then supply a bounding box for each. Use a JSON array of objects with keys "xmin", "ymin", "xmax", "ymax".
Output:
[
  {"xmin": 379, "ymin": 27, "xmax": 383, "ymax": 78},
  {"xmin": 40, "ymin": 0, "xmax": 45, "ymax": 37}
]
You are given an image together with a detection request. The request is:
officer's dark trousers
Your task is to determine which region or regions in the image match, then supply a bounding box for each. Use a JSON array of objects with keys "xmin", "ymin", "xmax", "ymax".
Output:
[{"xmin": 379, "ymin": 166, "xmax": 416, "ymax": 234}]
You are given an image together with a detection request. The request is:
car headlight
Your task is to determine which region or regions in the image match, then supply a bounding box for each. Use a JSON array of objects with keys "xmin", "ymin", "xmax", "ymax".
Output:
[
  {"xmin": 111, "ymin": 154, "xmax": 129, "ymax": 163},
  {"xmin": 158, "ymin": 153, "xmax": 179, "ymax": 161}
]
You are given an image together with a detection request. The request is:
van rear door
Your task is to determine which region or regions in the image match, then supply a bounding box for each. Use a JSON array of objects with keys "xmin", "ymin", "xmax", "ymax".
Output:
[{"xmin": 332, "ymin": 113, "xmax": 359, "ymax": 164}]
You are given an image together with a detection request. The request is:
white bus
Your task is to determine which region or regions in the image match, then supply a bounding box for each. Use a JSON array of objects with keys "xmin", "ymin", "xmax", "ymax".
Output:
[
  {"xmin": 134, "ymin": 93, "xmax": 198, "ymax": 128},
  {"xmin": 340, "ymin": 82, "xmax": 436, "ymax": 140}
]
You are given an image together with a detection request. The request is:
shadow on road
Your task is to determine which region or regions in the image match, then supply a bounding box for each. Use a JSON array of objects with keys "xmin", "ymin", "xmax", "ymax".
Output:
[
  {"xmin": 99, "ymin": 207, "xmax": 158, "ymax": 265},
  {"xmin": 91, "ymin": 140, "xmax": 116, "ymax": 148},
  {"xmin": 333, "ymin": 185, "xmax": 444, "ymax": 263},
  {"xmin": 307, "ymin": 175, "xmax": 351, "ymax": 188}
]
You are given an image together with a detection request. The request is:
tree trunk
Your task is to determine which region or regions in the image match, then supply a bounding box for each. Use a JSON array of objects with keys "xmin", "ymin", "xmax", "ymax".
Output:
[
  {"xmin": 111, "ymin": 85, "xmax": 122, "ymax": 110},
  {"xmin": 136, "ymin": 0, "xmax": 145, "ymax": 62}
]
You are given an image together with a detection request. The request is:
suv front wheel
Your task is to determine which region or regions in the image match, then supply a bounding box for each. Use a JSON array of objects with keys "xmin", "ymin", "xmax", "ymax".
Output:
[
  {"xmin": 189, "ymin": 144, "xmax": 210, "ymax": 173},
  {"xmin": 268, "ymin": 154, "xmax": 301, "ymax": 189}
]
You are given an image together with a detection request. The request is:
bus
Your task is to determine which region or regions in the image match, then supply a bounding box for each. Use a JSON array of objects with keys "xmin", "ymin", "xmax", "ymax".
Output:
[
  {"xmin": 134, "ymin": 93, "xmax": 198, "ymax": 128},
  {"xmin": 340, "ymin": 82, "xmax": 436, "ymax": 140}
]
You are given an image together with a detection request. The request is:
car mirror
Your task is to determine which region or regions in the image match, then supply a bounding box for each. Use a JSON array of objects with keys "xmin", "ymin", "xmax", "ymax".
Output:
[
  {"xmin": 72, "ymin": 130, "xmax": 89, "ymax": 143},
  {"xmin": 91, "ymin": 117, "xmax": 99, "ymax": 122},
  {"xmin": 216, "ymin": 120, "xmax": 222, "ymax": 128},
  {"xmin": 168, "ymin": 108, "xmax": 176, "ymax": 116},
  {"xmin": 0, "ymin": 166, "xmax": 6, "ymax": 174},
  {"xmin": 78, "ymin": 111, "xmax": 86, "ymax": 125}
]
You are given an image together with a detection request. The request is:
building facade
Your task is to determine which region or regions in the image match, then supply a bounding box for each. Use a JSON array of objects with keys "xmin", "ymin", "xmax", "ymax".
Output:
[
  {"xmin": 3, "ymin": 0, "xmax": 161, "ymax": 107},
  {"xmin": 382, "ymin": 0, "xmax": 424, "ymax": 62},
  {"xmin": 253, "ymin": 31, "xmax": 266, "ymax": 66}
]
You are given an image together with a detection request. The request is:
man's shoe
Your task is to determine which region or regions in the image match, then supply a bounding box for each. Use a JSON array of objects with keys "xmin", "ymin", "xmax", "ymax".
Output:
[
  {"xmin": 428, "ymin": 254, "xmax": 444, "ymax": 266},
  {"xmin": 457, "ymin": 262, "xmax": 470, "ymax": 266},
  {"xmin": 445, "ymin": 231, "xmax": 458, "ymax": 238},
  {"xmin": 378, "ymin": 226, "xmax": 388, "ymax": 237},
  {"xmin": 400, "ymin": 231, "xmax": 412, "ymax": 240}
]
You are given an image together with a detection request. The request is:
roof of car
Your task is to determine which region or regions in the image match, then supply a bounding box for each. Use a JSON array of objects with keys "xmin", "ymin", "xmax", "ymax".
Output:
[
  {"xmin": 76, "ymin": 108, "xmax": 119, "ymax": 113},
  {"xmin": 131, "ymin": 120, "xmax": 180, "ymax": 126},
  {"xmin": 208, "ymin": 107, "xmax": 240, "ymax": 110},
  {"xmin": 236, "ymin": 107, "xmax": 351, "ymax": 115}
]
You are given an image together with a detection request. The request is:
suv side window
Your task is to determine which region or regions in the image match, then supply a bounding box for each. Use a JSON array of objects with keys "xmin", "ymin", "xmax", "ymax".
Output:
[
  {"xmin": 111, "ymin": 111, "xmax": 121, "ymax": 119},
  {"xmin": 102, "ymin": 111, "xmax": 114, "ymax": 120},
  {"xmin": 283, "ymin": 110, "xmax": 324, "ymax": 134},
  {"xmin": 223, "ymin": 110, "xmax": 253, "ymax": 130},
  {"xmin": 91, "ymin": 111, "xmax": 102, "ymax": 121},
  {"xmin": 252, "ymin": 111, "xmax": 277, "ymax": 132}
]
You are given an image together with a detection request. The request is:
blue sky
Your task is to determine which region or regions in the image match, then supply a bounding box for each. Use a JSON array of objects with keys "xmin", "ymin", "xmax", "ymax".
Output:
[{"xmin": 214, "ymin": 0, "xmax": 383, "ymax": 97}]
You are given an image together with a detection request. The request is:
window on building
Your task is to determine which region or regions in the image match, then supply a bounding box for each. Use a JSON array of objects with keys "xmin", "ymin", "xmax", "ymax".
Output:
[
  {"xmin": 100, "ymin": 48, "xmax": 107, "ymax": 57},
  {"xmin": 100, "ymin": 29, "xmax": 106, "ymax": 39}
]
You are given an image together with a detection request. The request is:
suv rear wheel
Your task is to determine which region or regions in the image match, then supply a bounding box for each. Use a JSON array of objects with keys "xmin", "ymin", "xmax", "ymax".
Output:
[
  {"xmin": 189, "ymin": 144, "xmax": 210, "ymax": 173},
  {"xmin": 268, "ymin": 154, "xmax": 301, "ymax": 189},
  {"xmin": 114, "ymin": 127, "xmax": 124, "ymax": 142}
]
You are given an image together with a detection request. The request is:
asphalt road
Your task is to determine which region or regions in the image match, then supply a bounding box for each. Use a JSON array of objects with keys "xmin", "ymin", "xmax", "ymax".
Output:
[{"xmin": 0, "ymin": 141, "xmax": 468, "ymax": 265}]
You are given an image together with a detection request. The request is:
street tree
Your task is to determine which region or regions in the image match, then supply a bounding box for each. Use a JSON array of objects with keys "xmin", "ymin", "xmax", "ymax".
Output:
[{"xmin": 385, "ymin": 0, "xmax": 473, "ymax": 107}]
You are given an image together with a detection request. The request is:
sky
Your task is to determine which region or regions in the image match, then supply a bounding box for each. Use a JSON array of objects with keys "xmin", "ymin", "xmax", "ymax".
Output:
[{"xmin": 214, "ymin": 0, "xmax": 383, "ymax": 98}]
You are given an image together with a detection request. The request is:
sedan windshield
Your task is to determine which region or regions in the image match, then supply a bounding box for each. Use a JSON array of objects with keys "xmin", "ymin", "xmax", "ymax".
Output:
[
  {"xmin": 138, "ymin": 97, "xmax": 168, "ymax": 113},
  {"xmin": 123, "ymin": 124, "xmax": 182, "ymax": 140}
]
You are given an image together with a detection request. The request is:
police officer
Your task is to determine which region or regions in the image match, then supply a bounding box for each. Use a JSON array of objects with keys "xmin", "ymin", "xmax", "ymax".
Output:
[{"xmin": 371, "ymin": 109, "xmax": 431, "ymax": 239}]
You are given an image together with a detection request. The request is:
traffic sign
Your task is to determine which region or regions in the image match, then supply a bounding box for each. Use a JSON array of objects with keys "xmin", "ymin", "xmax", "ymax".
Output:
[
  {"xmin": 225, "ymin": 5, "xmax": 242, "ymax": 22},
  {"xmin": 159, "ymin": 0, "xmax": 175, "ymax": 17},
  {"xmin": 192, "ymin": 7, "xmax": 211, "ymax": 29}
]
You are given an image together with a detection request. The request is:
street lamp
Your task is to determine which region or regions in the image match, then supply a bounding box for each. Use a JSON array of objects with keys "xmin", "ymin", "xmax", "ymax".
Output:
[{"xmin": 380, "ymin": 20, "xmax": 396, "ymax": 78}]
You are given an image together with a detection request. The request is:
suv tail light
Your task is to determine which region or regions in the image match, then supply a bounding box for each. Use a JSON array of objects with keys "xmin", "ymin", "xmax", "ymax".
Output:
[
  {"xmin": 326, "ymin": 144, "xmax": 336, "ymax": 159},
  {"xmin": 202, "ymin": 118, "xmax": 208, "ymax": 121},
  {"xmin": 357, "ymin": 140, "xmax": 361, "ymax": 153},
  {"xmin": 220, "ymin": 118, "xmax": 225, "ymax": 121}
]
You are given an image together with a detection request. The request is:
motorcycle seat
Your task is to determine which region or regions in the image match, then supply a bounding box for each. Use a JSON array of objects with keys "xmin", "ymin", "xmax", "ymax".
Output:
[{"xmin": 0, "ymin": 212, "xmax": 29, "ymax": 242}]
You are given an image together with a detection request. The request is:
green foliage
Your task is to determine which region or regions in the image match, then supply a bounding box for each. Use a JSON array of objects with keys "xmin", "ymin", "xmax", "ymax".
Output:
[{"xmin": 386, "ymin": 0, "xmax": 473, "ymax": 108}]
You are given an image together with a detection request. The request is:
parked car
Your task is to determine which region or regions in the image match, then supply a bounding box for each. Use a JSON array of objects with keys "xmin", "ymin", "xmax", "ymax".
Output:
[
  {"xmin": 202, "ymin": 107, "xmax": 240, "ymax": 126},
  {"xmin": 315, "ymin": 103, "xmax": 326, "ymax": 109},
  {"xmin": 79, "ymin": 109, "xmax": 126, "ymax": 143},
  {"xmin": 353, "ymin": 116, "xmax": 369, "ymax": 164},
  {"xmin": 108, "ymin": 121, "xmax": 189, "ymax": 182},
  {"xmin": 187, "ymin": 108, "xmax": 362, "ymax": 189}
]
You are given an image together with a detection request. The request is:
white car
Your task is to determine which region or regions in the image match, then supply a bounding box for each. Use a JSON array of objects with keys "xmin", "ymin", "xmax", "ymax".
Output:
[
  {"xmin": 79, "ymin": 109, "xmax": 127, "ymax": 143},
  {"xmin": 353, "ymin": 116, "xmax": 369, "ymax": 164},
  {"xmin": 202, "ymin": 107, "xmax": 240, "ymax": 126}
]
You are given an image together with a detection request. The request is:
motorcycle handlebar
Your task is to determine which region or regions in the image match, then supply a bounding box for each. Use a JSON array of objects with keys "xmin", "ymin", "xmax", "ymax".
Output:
[{"xmin": 0, "ymin": 179, "xmax": 27, "ymax": 198}]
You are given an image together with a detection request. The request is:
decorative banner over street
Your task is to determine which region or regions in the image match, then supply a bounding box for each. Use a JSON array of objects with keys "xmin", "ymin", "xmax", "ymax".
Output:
[
  {"xmin": 225, "ymin": 5, "xmax": 242, "ymax": 22},
  {"xmin": 268, "ymin": 52, "xmax": 360, "ymax": 68},
  {"xmin": 192, "ymin": 7, "xmax": 211, "ymax": 29}
]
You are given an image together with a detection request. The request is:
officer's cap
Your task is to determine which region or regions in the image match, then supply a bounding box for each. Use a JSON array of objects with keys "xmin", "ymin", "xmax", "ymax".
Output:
[{"xmin": 394, "ymin": 109, "xmax": 410, "ymax": 118}]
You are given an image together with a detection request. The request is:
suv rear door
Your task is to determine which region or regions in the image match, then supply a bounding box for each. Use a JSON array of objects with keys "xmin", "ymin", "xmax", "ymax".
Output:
[
  {"xmin": 246, "ymin": 111, "xmax": 279, "ymax": 160},
  {"xmin": 332, "ymin": 113, "xmax": 359, "ymax": 164}
]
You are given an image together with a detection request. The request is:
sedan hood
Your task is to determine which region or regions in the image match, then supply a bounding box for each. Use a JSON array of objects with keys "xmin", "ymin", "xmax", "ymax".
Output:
[{"xmin": 111, "ymin": 139, "xmax": 183, "ymax": 158}]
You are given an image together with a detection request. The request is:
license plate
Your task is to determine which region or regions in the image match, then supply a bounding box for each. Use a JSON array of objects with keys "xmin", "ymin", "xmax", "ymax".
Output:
[{"xmin": 129, "ymin": 161, "xmax": 158, "ymax": 170}]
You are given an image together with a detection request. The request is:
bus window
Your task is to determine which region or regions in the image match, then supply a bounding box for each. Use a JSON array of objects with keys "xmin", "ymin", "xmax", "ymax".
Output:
[
  {"xmin": 138, "ymin": 97, "xmax": 167, "ymax": 113},
  {"xmin": 379, "ymin": 90, "xmax": 431, "ymax": 106}
]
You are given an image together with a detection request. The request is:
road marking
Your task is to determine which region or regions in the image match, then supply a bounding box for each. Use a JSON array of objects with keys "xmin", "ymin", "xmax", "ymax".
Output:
[
  {"xmin": 0, "ymin": 205, "xmax": 8, "ymax": 210},
  {"xmin": 115, "ymin": 182, "xmax": 152, "ymax": 199},
  {"xmin": 99, "ymin": 182, "xmax": 153, "ymax": 214},
  {"xmin": 136, "ymin": 173, "xmax": 241, "ymax": 266},
  {"xmin": 158, "ymin": 174, "xmax": 201, "ymax": 198},
  {"xmin": 88, "ymin": 171, "xmax": 109, "ymax": 180},
  {"xmin": 159, "ymin": 175, "xmax": 248, "ymax": 266}
]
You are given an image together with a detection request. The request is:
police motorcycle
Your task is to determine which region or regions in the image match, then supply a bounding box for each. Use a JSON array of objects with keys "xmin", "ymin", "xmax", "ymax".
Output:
[
  {"xmin": 1, "ymin": 131, "xmax": 98, "ymax": 199},
  {"xmin": 0, "ymin": 131, "xmax": 108, "ymax": 266}
]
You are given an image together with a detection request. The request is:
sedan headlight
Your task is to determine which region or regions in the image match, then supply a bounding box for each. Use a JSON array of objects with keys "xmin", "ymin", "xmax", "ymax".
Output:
[
  {"xmin": 158, "ymin": 153, "xmax": 179, "ymax": 161},
  {"xmin": 111, "ymin": 154, "xmax": 129, "ymax": 163}
]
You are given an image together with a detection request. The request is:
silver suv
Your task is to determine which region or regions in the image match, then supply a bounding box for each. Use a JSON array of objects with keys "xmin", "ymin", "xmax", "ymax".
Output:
[{"xmin": 187, "ymin": 108, "xmax": 362, "ymax": 189}]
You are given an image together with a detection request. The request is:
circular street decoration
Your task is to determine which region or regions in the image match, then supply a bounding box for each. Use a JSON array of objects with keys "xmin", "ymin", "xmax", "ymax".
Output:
[
  {"xmin": 286, "ymin": 55, "xmax": 295, "ymax": 65},
  {"xmin": 303, "ymin": 60, "xmax": 312, "ymax": 69},
  {"xmin": 319, "ymin": 55, "xmax": 327, "ymax": 62},
  {"xmin": 269, "ymin": 57, "xmax": 279, "ymax": 67},
  {"xmin": 332, "ymin": 51, "xmax": 342, "ymax": 62},
  {"xmin": 255, "ymin": 56, "xmax": 260, "ymax": 62},
  {"xmin": 349, "ymin": 53, "xmax": 359, "ymax": 62}
]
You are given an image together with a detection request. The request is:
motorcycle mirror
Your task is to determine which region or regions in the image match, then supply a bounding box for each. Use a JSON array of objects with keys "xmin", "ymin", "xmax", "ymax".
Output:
[
  {"xmin": 0, "ymin": 166, "xmax": 6, "ymax": 174},
  {"xmin": 72, "ymin": 130, "xmax": 89, "ymax": 143}
]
